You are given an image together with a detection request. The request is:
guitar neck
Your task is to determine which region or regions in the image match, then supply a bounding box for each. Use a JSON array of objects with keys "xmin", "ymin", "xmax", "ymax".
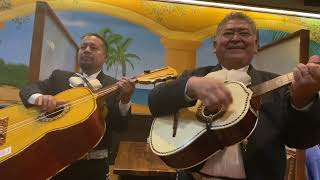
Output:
[
  {"xmin": 250, "ymin": 72, "xmax": 294, "ymax": 97},
  {"xmin": 94, "ymin": 84, "xmax": 120, "ymax": 99},
  {"xmin": 93, "ymin": 77, "xmax": 138, "ymax": 98},
  {"xmin": 92, "ymin": 66, "xmax": 178, "ymax": 99},
  {"xmin": 250, "ymin": 61, "xmax": 320, "ymax": 97}
]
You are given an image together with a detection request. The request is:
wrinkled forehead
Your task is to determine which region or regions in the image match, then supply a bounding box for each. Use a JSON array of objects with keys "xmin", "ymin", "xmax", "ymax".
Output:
[{"xmin": 219, "ymin": 19, "xmax": 255, "ymax": 33}]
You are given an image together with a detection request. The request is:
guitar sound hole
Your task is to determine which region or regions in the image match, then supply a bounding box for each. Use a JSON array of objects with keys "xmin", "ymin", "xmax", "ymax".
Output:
[
  {"xmin": 196, "ymin": 103, "xmax": 225, "ymax": 123},
  {"xmin": 203, "ymin": 107, "xmax": 219, "ymax": 116},
  {"xmin": 45, "ymin": 106, "xmax": 65, "ymax": 118},
  {"xmin": 38, "ymin": 105, "xmax": 70, "ymax": 122}
]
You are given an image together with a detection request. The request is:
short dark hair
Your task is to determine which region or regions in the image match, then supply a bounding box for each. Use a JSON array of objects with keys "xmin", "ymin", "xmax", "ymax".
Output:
[
  {"xmin": 81, "ymin": 33, "xmax": 109, "ymax": 54},
  {"xmin": 217, "ymin": 12, "xmax": 257, "ymax": 35}
]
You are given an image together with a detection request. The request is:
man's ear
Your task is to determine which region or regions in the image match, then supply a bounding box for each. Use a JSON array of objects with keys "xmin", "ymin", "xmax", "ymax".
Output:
[
  {"xmin": 254, "ymin": 39, "xmax": 258, "ymax": 53},
  {"xmin": 213, "ymin": 40, "xmax": 217, "ymax": 50}
]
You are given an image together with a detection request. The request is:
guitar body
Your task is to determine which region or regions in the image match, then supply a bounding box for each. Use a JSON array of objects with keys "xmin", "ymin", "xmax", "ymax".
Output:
[
  {"xmin": 149, "ymin": 81, "xmax": 258, "ymax": 169},
  {"xmin": 0, "ymin": 87, "xmax": 105, "ymax": 180}
]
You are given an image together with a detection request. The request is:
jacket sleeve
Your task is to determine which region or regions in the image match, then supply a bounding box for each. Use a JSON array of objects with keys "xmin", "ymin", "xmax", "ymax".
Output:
[
  {"xmin": 283, "ymin": 93, "xmax": 320, "ymax": 149},
  {"xmin": 19, "ymin": 70, "xmax": 58, "ymax": 107},
  {"xmin": 105, "ymin": 91, "xmax": 131, "ymax": 132},
  {"xmin": 148, "ymin": 69, "xmax": 199, "ymax": 117}
]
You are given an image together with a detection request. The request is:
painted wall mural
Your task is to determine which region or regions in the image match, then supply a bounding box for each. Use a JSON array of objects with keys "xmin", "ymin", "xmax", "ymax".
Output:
[{"xmin": 1, "ymin": 0, "xmax": 320, "ymax": 114}]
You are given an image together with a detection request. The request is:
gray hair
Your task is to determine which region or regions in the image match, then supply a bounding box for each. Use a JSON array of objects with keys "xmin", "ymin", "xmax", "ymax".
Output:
[{"xmin": 216, "ymin": 12, "xmax": 257, "ymax": 35}]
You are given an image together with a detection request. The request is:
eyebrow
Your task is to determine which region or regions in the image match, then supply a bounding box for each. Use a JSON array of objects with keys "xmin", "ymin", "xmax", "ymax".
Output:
[
  {"xmin": 223, "ymin": 27, "xmax": 250, "ymax": 31},
  {"xmin": 80, "ymin": 42, "xmax": 98, "ymax": 46}
]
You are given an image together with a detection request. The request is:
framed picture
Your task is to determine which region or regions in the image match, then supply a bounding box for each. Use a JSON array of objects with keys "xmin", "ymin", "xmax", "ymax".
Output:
[
  {"xmin": 253, "ymin": 29, "xmax": 309, "ymax": 75},
  {"xmin": 28, "ymin": 1, "xmax": 78, "ymax": 82}
]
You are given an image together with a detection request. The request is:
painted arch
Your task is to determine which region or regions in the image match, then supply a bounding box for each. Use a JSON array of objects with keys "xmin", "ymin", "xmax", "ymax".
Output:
[{"xmin": 1, "ymin": 0, "xmax": 320, "ymax": 42}]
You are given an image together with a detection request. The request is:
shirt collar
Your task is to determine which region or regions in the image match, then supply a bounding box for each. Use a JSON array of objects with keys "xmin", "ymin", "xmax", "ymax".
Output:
[
  {"xmin": 221, "ymin": 65, "xmax": 249, "ymax": 72},
  {"xmin": 82, "ymin": 70, "xmax": 101, "ymax": 79}
]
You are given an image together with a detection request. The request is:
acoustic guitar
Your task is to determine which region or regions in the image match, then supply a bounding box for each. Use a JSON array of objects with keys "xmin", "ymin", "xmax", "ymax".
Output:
[
  {"xmin": 149, "ymin": 70, "xmax": 299, "ymax": 169},
  {"xmin": 0, "ymin": 66, "xmax": 177, "ymax": 180}
]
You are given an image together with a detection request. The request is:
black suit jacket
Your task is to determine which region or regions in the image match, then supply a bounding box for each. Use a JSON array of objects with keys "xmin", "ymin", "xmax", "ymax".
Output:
[
  {"xmin": 20, "ymin": 69, "xmax": 131, "ymax": 151},
  {"xmin": 148, "ymin": 65, "xmax": 320, "ymax": 180}
]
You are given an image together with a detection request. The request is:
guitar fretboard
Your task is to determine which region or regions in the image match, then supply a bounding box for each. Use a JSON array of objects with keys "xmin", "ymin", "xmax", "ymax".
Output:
[
  {"xmin": 93, "ymin": 66, "xmax": 177, "ymax": 99},
  {"xmin": 250, "ymin": 61, "xmax": 320, "ymax": 97},
  {"xmin": 250, "ymin": 72, "xmax": 294, "ymax": 97}
]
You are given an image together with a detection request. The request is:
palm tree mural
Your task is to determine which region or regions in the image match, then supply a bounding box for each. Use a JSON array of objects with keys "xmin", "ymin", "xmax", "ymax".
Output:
[
  {"xmin": 309, "ymin": 40, "xmax": 320, "ymax": 56},
  {"xmin": 99, "ymin": 28, "xmax": 141, "ymax": 78}
]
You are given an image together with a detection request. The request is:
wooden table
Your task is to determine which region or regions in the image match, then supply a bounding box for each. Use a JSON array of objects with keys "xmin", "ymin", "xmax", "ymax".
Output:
[{"xmin": 113, "ymin": 141, "xmax": 176, "ymax": 179}]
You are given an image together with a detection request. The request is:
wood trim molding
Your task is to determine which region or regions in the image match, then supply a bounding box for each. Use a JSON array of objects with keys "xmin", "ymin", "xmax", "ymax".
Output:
[
  {"xmin": 299, "ymin": 30, "xmax": 310, "ymax": 64},
  {"xmin": 28, "ymin": 1, "xmax": 78, "ymax": 83},
  {"xmin": 43, "ymin": 2, "xmax": 78, "ymax": 49},
  {"xmin": 258, "ymin": 29, "xmax": 310, "ymax": 64},
  {"xmin": 28, "ymin": 2, "xmax": 46, "ymax": 83}
]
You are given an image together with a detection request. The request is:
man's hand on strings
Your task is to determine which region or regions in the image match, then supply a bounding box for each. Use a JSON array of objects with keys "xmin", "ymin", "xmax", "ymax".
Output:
[
  {"xmin": 186, "ymin": 76, "xmax": 233, "ymax": 112},
  {"xmin": 117, "ymin": 78, "xmax": 135, "ymax": 104},
  {"xmin": 291, "ymin": 55, "xmax": 320, "ymax": 108},
  {"xmin": 35, "ymin": 95, "xmax": 65, "ymax": 113}
]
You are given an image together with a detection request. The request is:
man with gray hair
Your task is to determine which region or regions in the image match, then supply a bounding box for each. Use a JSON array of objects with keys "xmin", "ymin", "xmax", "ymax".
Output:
[{"xmin": 148, "ymin": 12, "xmax": 320, "ymax": 180}]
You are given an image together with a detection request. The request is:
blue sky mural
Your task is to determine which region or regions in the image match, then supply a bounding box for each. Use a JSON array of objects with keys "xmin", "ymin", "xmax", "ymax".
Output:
[
  {"xmin": 0, "ymin": 11, "xmax": 166, "ymax": 78},
  {"xmin": 0, "ymin": 11, "xmax": 226, "ymax": 73}
]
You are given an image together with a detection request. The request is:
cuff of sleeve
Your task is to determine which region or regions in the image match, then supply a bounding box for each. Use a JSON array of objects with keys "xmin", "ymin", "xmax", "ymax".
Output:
[
  {"xmin": 291, "ymin": 100, "xmax": 314, "ymax": 112},
  {"xmin": 184, "ymin": 79, "xmax": 197, "ymax": 102},
  {"xmin": 290, "ymin": 92, "xmax": 320, "ymax": 111},
  {"xmin": 27, "ymin": 93, "xmax": 43, "ymax": 105},
  {"xmin": 119, "ymin": 100, "xmax": 131, "ymax": 116}
]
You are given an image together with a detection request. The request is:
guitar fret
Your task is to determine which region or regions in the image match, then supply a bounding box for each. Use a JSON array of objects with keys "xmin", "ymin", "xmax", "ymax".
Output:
[
  {"xmin": 251, "ymin": 72, "xmax": 294, "ymax": 97},
  {"xmin": 94, "ymin": 66, "xmax": 178, "ymax": 98}
]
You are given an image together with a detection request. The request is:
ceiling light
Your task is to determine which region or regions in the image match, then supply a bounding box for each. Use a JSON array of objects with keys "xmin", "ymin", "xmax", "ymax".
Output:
[{"xmin": 154, "ymin": 0, "xmax": 320, "ymax": 19}]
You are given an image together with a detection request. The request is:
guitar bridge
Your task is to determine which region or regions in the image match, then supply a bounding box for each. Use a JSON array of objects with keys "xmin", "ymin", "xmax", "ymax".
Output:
[{"xmin": 0, "ymin": 117, "xmax": 8, "ymax": 145}]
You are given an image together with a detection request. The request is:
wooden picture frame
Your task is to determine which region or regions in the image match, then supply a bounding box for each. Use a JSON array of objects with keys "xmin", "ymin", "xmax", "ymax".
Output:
[
  {"xmin": 253, "ymin": 29, "xmax": 309, "ymax": 75},
  {"xmin": 28, "ymin": 1, "xmax": 79, "ymax": 82}
]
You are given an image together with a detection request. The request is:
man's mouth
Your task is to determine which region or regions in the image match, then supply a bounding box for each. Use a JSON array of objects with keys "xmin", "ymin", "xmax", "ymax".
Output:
[
  {"xmin": 81, "ymin": 55, "xmax": 93, "ymax": 61},
  {"xmin": 228, "ymin": 46, "xmax": 245, "ymax": 50}
]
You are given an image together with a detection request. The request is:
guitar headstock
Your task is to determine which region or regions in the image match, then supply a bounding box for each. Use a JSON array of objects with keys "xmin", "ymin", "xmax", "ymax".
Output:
[{"xmin": 135, "ymin": 66, "xmax": 178, "ymax": 84}]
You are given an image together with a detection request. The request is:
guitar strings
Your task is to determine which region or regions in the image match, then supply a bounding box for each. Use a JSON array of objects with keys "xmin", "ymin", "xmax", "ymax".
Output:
[
  {"xmin": 3, "ymin": 85, "xmax": 119, "ymax": 135},
  {"xmin": 0, "ymin": 87, "xmax": 117, "ymax": 145},
  {"xmin": 0, "ymin": 68, "xmax": 176, "ymax": 143},
  {"xmin": 251, "ymin": 73, "xmax": 293, "ymax": 97},
  {"xmin": 2, "ymin": 69, "xmax": 175, "ymax": 135},
  {"xmin": 5, "ymin": 86, "xmax": 118, "ymax": 132},
  {"xmin": 4, "ymin": 86, "xmax": 116, "ymax": 135}
]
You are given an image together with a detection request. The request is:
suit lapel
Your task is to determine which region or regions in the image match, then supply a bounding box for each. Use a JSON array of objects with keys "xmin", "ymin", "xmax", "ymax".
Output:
[
  {"xmin": 55, "ymin": 71, "xmax": 75, "ymax": 93},
  {"xmin": 97, "ymin": 71, "xmax": 116, "ymax": 87},
  {"xmin": 247, "ymin": 65, "xmax": 264, "ymax": 86},
  {"xmin": 210, "ymin": 64, "xmax": 223, "ymax": 73}
]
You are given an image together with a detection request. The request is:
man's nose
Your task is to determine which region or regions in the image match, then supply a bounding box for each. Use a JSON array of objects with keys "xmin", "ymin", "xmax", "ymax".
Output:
[
  {"xmin": 84, "ymin": 46, "xmax": 91, "ymax": 52},
  {"xmin": 231, "ymin": 32, "xmax": 241, "ymax": 41}
]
